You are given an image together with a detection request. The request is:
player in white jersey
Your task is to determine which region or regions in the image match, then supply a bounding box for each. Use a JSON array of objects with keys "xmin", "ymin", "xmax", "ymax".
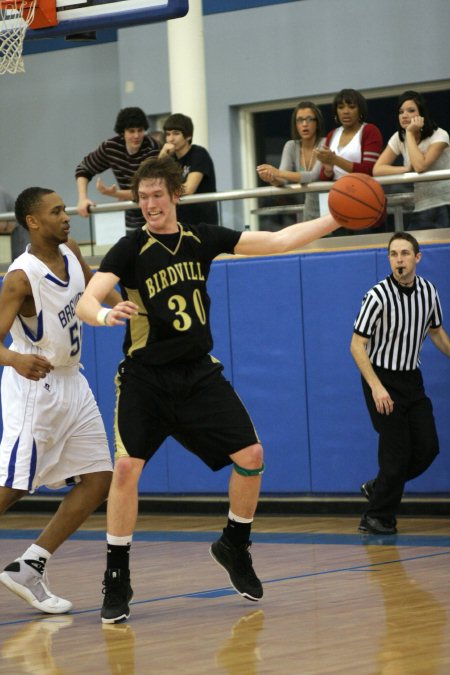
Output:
[{"xmin": 0, "ymin": 187, "xmax": 124, "ymax": 615}]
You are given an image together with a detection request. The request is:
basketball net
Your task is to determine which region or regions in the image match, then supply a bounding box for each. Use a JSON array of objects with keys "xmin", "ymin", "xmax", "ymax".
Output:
[{"xmin": 0, "ymin": 0, "xmax": 36, "ymax": 74}]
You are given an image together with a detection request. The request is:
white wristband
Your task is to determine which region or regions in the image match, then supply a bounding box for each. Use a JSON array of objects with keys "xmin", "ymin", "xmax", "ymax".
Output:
[{"xmin": 96, "ymin": 308, "xmax": 111, "ymax": 326}]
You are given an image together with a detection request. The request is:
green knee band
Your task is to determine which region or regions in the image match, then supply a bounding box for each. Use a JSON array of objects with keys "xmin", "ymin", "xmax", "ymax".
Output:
[{"xmin": 233, "ymin": 462, "xmax": 265, "ymax": 477}]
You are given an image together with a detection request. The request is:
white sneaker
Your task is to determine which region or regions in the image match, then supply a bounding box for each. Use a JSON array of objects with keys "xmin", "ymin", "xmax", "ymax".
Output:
[{"xmin": 0, "ymin": 559, "xmax": 72, "ymax": 614}]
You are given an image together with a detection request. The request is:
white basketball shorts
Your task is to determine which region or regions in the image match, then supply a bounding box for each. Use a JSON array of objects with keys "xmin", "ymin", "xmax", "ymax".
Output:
[{"xmin": 0, "ymin": 365, "xmax": 112, "ymax": 492}]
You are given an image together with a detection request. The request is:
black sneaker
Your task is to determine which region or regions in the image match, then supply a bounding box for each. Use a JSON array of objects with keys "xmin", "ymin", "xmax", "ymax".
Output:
[
  {"xmin": 358, "ymin": 515, "xmax": 397, "ymax": 535},
  {"xmin": 360, "ymin": 479, "xmax": 375, "ymax": 501},
  {"xmin": 101, "ymin": 569, "xmax": 133, "ymax": 624},
  {"xmin": 210, "ymin": 535, "xmax": 263, "ymax": 601}
]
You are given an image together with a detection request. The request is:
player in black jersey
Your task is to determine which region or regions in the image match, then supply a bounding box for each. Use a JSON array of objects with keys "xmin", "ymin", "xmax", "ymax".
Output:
[{"xmin": 76, "ymin": 156, "xmax": 341, "ymax": 623}]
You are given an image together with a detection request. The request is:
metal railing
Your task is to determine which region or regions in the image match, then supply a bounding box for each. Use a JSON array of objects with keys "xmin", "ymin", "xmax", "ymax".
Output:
[
  {"xmin": 250, "ymin": 192, "xmax": 416, "ymax": 230},
  {"xmin": 1, "ymin": 169, "xmax": 449, "ymax": 236}
]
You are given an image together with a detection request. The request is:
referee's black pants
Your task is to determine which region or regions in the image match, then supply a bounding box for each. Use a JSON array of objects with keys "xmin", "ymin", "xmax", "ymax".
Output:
[{"xmin": 361, "ymin": 367, "xmax": 439, "ymax": 521}]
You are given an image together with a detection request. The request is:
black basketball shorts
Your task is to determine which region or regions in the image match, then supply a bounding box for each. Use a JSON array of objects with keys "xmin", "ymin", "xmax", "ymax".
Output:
[{"xmin": 114, "ymin": 355, "xmax": 260, "ymax": 471}]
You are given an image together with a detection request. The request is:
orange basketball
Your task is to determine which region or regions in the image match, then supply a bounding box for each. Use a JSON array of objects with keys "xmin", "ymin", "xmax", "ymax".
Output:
[{"xmin": 328, "ymin": 173, "xmax": 386, "ymax": 230}]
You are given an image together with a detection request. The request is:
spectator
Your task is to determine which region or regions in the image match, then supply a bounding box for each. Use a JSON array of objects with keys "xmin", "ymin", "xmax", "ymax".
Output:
[
  {"xmin": 159, "ymin": 113, "xmax": 219, "ymax": 225},
  {"xmin": 256, "ymin": 101, "xmax": 325, "ymax": 221},
  {"xmin": 75, "ymin": 107, "xmax": 160, "ymax": 234},
  {"xmin": 316, "ymin": 89, "xmax": 382, "ymax": 181},
  {"xmin": 373, "ymin": 90, "xmax": 450, "ymax": 230},
  {"xmin": 0, "ymin": 185, "xmax": 29, "ymax": 260}
]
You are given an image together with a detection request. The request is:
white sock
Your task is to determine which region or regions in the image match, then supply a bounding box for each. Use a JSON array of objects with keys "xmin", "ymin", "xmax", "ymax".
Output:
[
  {"xmin": 107, "ymin": 534, "xmax": 133, "ymax": 546},
  {"xmin": 21, "ymin": 544, "xmax": 51, "ymax": 563},
  {"xmin": 228, "ymin": 510, "xmax": 253, "ymax": 524}
]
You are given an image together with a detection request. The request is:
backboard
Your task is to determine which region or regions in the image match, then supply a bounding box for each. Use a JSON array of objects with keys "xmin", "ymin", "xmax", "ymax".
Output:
[{"xmin": 25, "ymin": 0, "xmax": 189, "ymax": 39}]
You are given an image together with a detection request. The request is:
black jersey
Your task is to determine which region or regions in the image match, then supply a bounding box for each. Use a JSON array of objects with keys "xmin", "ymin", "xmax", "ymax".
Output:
[{"xmin": 99, "ymin": 222, "xmax": 241, "ymax": 364}]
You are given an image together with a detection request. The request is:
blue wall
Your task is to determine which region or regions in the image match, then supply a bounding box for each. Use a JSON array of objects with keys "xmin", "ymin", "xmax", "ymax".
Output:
[{"xmin": 1, "ymin": 245, "xmax": 450, "ymax": 494}]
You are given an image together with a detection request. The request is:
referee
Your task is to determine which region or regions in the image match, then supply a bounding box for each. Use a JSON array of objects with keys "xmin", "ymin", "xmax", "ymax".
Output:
[{"xmin": 351, "ymin": 232, "xmax": 450, "ymax": 535}]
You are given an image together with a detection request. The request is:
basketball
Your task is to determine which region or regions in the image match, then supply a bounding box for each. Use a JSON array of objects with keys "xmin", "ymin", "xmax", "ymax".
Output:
[{"xmin": 328, "ymin": 173, "xmax": 386, "ymax": 230}]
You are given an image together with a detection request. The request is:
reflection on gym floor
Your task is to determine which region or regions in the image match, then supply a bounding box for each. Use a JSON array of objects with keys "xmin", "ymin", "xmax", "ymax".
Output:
[{"xmin": 0, "ymin": 515, "xmax": 449, "ymax": 674}]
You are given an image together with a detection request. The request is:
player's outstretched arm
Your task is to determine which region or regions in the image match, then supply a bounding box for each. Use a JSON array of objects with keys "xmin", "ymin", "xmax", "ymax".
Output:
[
  {"xmin": 234, "ymin": 214, "xmax": 340, "ymax": 256},
  {"xmin": 76, "ymin": 271, "xmax": 138, "ymax": 327}
]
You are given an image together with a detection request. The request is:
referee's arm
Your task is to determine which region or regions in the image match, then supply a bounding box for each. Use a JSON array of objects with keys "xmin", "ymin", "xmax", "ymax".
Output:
[
  {"xmin": 428, "ymin": 326, "xmax": 450, "ymax": 358},
  {"xmin": 350, "ymin": 333, "xmax": 394, "ymax": 416}
]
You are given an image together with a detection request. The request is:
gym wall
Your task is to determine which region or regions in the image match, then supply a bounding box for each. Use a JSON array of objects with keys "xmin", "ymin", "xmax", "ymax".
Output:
[{"xmin": 1, "ymin": 244, "xmax": 449, "ymax": 495}]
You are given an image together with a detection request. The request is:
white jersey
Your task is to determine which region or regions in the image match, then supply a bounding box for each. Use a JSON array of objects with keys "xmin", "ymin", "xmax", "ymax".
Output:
[
  {"xmin": 7, "ymin": 244, "xmax": 84, "ymax": 368},
  {"xmin": 0, "ymin": 244, "xmax": 112, "ymax": 491}
]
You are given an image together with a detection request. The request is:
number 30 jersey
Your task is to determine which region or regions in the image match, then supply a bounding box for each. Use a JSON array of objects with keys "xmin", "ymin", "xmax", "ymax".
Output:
[
  {"xmin": 99, "ymin": 223, "xmax": 241, "ymax": 365},
  {"xmin": 7, "ymin": 244, "xmax": 84, "ymax": 367}
]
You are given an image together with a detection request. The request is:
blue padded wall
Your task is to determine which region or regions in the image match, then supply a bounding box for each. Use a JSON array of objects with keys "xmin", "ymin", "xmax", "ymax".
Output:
[
  {"xmin": 1, "ymin": 243, "xmax": 449, "ymax": 496},
  {"xmin": 227, "ymin": 255, "xmax": 310, "ymax": 491},
  {"xmin": 302, "ymin": 250, "xmax": 379, "ymax": 492}
]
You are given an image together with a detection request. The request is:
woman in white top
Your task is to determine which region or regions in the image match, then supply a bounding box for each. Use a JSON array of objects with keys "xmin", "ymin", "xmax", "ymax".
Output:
[
  {"xmin": 314, "ymin": 89, "xmax": 383, "ymax": 234},
  {"xmin": 373, "ymin": 90, "xmax": 450, "ymax": 230},
  {"xmin": 316, "ymin": 89, "xmax": 383, "ymax": 181},
  {"xmin": 257, "ymin": 101, "xmax": 325, "ymax": 220}
]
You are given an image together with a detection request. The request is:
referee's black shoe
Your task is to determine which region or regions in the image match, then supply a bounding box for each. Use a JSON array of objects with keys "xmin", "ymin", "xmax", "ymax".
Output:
[
  {"xmin": 210, "ymin": 535, "xmax": 263, "ymax": 601},
  {"xmin": 358, "ymin": 515, "xmax": 397, "ymax": 535},
  {"xmin": 360, "ymin": 479, "xmax": 376, "ymax": 501},
  {"xmin": 101, "ymin": 569, "xmax": 133, "ymax": 624}
]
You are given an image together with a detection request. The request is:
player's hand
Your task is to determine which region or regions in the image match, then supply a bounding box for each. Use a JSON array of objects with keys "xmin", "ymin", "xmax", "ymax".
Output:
[
  {"xmin": 77, "ymin": 197, "xmax": 95, "ymax": 217},
  {"xmin": 372, "ymin": 384, "xmax": 394, "ymax": 415},
  {"xmin": 12, "ymin": 354, "xmax": 54, "ymax": 381},
  {"xmin": 96, "ymin": 177, "xmax": 118, "ymax": 197},
  {"xmin": 105, "ymin": 301, "xmax": 139, "ymax": 326}
]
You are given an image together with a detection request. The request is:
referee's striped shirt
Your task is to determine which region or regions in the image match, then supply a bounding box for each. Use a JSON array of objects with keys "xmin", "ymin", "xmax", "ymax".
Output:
[{"xmin": 353, "ymin": 274, "xmax": 443, "ymax": 371}]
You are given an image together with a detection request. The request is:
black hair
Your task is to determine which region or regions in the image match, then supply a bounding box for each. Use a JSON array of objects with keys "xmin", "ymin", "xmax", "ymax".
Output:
[
  {"xmin": 114, "ymin": 107, "xmax": 149, "ymax": 135},
  {"xmin": 132, "ymin": 156, "xmax": 184, "ymax": 202},
  {"xmin": 388, "ymin": 231, "xmax": 420, "ymax": 255},
  {"xmin": 163, "ymin": 113, "xmax": 194, "ymax": 142},
  {"xmin": 15, "ymin": 187, "xmax": 54, "ymax": 230},
  {"xmin": 396, "ymin": 90, "xmax": 437, "ymax": 142},
  {"xmin": 290, "ymin": 101, "xmax": 325, "ymax": 141},
  {"xmin": 332, "ymin": 88, "xmax": 368, "ymax": 123}
]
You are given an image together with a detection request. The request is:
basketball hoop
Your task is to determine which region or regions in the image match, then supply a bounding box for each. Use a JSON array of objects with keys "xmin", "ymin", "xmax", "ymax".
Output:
[{"xmin": 0, "ymin": 0, "xmax": 57, "ymax": 74}]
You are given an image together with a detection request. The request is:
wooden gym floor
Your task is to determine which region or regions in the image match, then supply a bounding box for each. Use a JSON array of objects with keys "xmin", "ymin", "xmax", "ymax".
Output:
[{"xmin": 0, "ymin": 513, "xmax": 449, "ymax": 674}]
